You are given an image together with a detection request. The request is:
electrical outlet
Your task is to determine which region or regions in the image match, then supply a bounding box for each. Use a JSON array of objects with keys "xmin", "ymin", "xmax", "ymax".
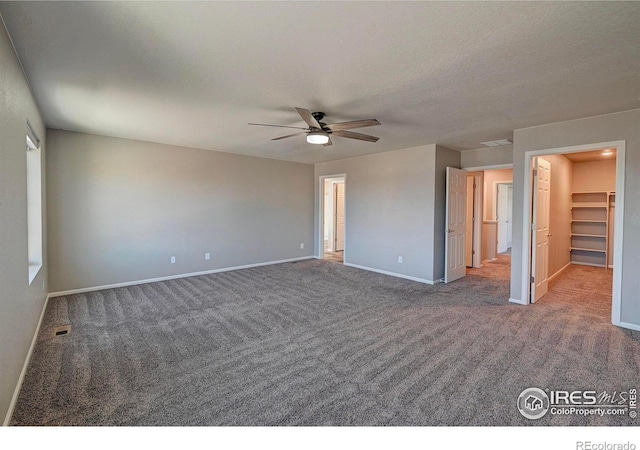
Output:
[
  {"xmin": 170, "ymin": 256, "xmax": 176, "ymax": 264},
  {"xmin": 398, "ymin": 256, "xmax": 403, "ymax": 264},
  {"xmin": 205, "ymin": 252, "xmax": 211, "ymax": 260},
  {"xmin": 300, "ymin": 243, "xmax": 304, "ymax": 249}
]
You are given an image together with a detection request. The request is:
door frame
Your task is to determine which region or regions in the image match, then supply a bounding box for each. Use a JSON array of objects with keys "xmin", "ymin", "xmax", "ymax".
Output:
[
  {"xmin": 465, "ymin": 172, "xmax": 483, "ymax": 268},
  {"xmin": 318, "ymin": 174, "xmax": 347, "ymax": 260},
  {"xmin": 333, "ymin": 181, "xmax": 345, "ymax": 252},
  {"xmin": 463, "ymin": 164, "xmax": 514, "ymax": 269},
  {"xmin": 518, "ymin": 140, "xmax": 625, "ymax": 327}
]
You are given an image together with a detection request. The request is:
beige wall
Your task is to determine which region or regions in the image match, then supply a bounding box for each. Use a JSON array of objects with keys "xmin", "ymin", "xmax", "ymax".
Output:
[
  {"xmin": 482, "ymin": 221, "xmax": 497, "ymax": 261},
  {"xmin": 47, "ymin": 130, "xmax": 314, "ymax": 293},
  {"xmin": 544, "ymin": 154, "xmax": 573, "ymax": 278},
  {"xmin": 511, "ymin": 109, "xmax": 640, "ymax": 328},
  {"xmin": 0, "ymin": 22, "xmax": 48, "ymax": 423},
  {"xmin": 572, "ymin": 159, "xmax": 616, "ymax": 192},
  {"xmin": 315, "ymin": 144, "xmax": 459, "ymax": 282}
]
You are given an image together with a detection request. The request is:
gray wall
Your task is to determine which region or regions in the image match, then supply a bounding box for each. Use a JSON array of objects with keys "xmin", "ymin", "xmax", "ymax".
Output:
[
  {"xmin": 0, "ymin": 22, "xmax": 48, "ymax": 423},
  {"xmin": 511, "ymin": 109, "xmax": 640, "ymax": 328},
  {"xmin": 47, "ymin": 130, "xmax": 314, "ymax": 292},
  {"xmin": 315, "ymin": 145, "xmax": 439, "ymax": 282},
  {"xmin": 433, "ymin": 145, "xmax": 462, "ymax": 281},
  {"xmin": 461, "ymin": 145, "xmax": 513, "ymax": 169}
]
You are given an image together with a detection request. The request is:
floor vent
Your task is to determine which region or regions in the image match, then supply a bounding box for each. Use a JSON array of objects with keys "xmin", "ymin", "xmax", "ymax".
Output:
[{"xmin": 53, "ymin": 325, "xmax": 71, "ymax": 337}]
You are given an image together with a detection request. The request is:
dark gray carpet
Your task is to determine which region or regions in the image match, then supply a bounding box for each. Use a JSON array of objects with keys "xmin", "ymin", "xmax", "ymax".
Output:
[{"xmin": 11, "ymin": 258, "xmax": 640, "ymax": 426}]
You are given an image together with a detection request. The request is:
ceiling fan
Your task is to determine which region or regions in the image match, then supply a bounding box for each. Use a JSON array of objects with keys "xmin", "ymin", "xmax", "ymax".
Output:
[{"xmin": 249, "ymin": 107, "xmax": 380, "ymax": 146}]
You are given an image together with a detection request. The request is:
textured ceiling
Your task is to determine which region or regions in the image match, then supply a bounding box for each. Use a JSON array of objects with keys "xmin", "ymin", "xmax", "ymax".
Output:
[{"xmin": 1, "ymin": 1, "xmax": 639, "ymax": 163}]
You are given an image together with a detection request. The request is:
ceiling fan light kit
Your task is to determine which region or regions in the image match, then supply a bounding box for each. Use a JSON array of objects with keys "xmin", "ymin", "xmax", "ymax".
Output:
[
  {"xmin": 306, "ymin": 131, "xmax": 330, "ymax": 145},
  {"xmin": 249, "ymin": 107, "xmax": 381, "ymax": 147}
]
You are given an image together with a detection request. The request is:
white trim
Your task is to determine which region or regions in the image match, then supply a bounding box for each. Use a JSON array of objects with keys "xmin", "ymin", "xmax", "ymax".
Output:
[
  {"xmin": 462, "ymin": 163, "xmax": 513, "ymax": 172},
  {"xmin": 571, "ymin": 261, "xmax": 607, "ymax": 268},
  {"xmin": 618, "ymin": 321, "xmax": 640, "ymax": 332},
  {"xmin": 48, "ymin": 256, "xmax": 315, "ymax": 298},
  {"xmin": 343, "ymin": 262, "xmax": 438, "ymax": 285},
  {"xmin": 519, "ymin": 140, "xmax": 625, "ymax": 329},
  {"xmin": 28, "ymin": 263, "xmax": 42, "ymax": 285},
  {"xmin": 611, "ymin": 143, "xmax": 625, "ymax": 327},
  {"xmin": 3, "ymin": 293, "xmax": 51, "ymax": 426},
  {"xmin": 548, "ymin": 261, "xmax": 572, "ymax": 282},
  {"xmin": 509, "ymin": 297, "xmax": 526, "ymax": 305}
]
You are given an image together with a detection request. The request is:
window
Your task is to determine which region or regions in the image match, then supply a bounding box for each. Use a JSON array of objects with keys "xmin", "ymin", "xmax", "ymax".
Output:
[{"xmin": 26, "ymin": 122, "xmax": 42, "ymax": 285}]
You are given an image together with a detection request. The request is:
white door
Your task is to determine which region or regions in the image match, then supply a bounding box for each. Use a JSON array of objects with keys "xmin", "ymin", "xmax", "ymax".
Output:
[
  {"xmin": 445, "ymin": 167, "xmax": 467, "ymax": 283},
  {"xmin": 497, "ymin": 184, "xmax": 510, "ymax": 253},
  {"xmin": 334, "ymin": 182, "xmax": 345, "ymax": 252},
  {"xmin": 531, "ymin": 157, "xmax": 551, "ymax": 302}
]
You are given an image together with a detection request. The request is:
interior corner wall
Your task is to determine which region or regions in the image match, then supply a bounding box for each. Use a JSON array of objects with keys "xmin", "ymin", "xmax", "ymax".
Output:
[
  {"xmin": 511, "ymin": 109, "xmax": 640, "ymax": 328},
  {"xmin": 432, "ymin": 145, "xmax": 462, "ymax": 282},
  {"xmin": 46, "ymin": 130, "xmax": 314, "ymax": 293},
  {"xmin": 544, "ymin": 154, "xmax": 573, "ymax": 278},
  {"xmin": 0, "ymin": 21, "xmax": 48, "ymax": 423},
  {"xmin": 314, "ymin": 145, "xmax": 438, "ymax": 282},
  {"xmin": 461, "ymin": 144, "xmax": 513, "ymax": 169}
]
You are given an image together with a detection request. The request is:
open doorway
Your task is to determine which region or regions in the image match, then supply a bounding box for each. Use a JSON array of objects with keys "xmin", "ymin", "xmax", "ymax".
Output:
[
  {"xmin": 464, "ymin": 167, "xmax": 513, "ymax": 282},
  {"xmin": 321, "ymin": 175, "xmax": 346, "ymax": 263},
  {"xmin": 522, "ymin": 141, "xmax": 625, "ymax": 326}
]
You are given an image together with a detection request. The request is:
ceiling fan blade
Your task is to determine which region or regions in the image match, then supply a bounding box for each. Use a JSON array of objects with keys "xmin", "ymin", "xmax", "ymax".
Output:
[
  {"xmin": 295, "ymin": 107, "xmax": 322, "ymax": 129},
  {"xmin": 271, "ymin": 132, "xmax": 307, "ymax": 141},
  {"xmin": 248, "ymin": 123, "xmax": 308, "ymax": 130},
  {"xmin": 332, "ymin": 130, "xmax": 379, "ymax": 142},
  {"xmin": 323, "ymin": 136, "xmax": 333, "ymax": 147},
  {"xmin": 326, "ymin": 119, "xmax": 380, "ymax": 131}
]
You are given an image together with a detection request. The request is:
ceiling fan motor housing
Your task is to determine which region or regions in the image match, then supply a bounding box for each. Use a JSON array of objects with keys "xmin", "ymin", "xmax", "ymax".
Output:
[{"xmin": 311, "ymin": 111, "xmax": 326, "ymax": 122}]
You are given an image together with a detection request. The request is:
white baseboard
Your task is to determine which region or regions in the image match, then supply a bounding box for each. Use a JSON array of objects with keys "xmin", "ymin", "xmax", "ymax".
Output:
[
  {"xmin": 571, "ymin": 261, "xmax": 607, "ymax": 268},
  {"xmin": 617, "ymin": 321, "xmax": 640, "ymax": 332},
  {"xmin": 343, "ymin": 262, "xmax": 436, "ymax": 284},
  {"xmin": 3, "ymin": 293, "xmax": 51, "ymax": 426},
  {"xmin": 549, "ymin": 261, "xmax": 572, "ymax": 282},
  {"xmin": 509, "ymin": 297, "xmax": 527, "ymax": 305},
  {"xmin": 48, "ymin": 256, "xmax": 315, "ymax": 298}
]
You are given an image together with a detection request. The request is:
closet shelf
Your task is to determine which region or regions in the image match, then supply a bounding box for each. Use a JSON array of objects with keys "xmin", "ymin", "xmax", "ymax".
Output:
[
  {"xmin": 570, "ymin": 190, "xmax": 610, "ymax": 268},
  {"xmin": 570, "ymin": 247, "xmax": 606, "ymax": 253},
  {"xmin": 571, "ymin": 203, "xmax": 607, "ymax": 208}
]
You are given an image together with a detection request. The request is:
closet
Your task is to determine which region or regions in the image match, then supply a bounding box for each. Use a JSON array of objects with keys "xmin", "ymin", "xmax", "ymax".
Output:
[
  {"xmin": 566, "ymin": 150, "xmax": 616, "ymax": 270},
  {"xmin": 570, "ymin": 191, "xmax": 614, "ymax": 268}
]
